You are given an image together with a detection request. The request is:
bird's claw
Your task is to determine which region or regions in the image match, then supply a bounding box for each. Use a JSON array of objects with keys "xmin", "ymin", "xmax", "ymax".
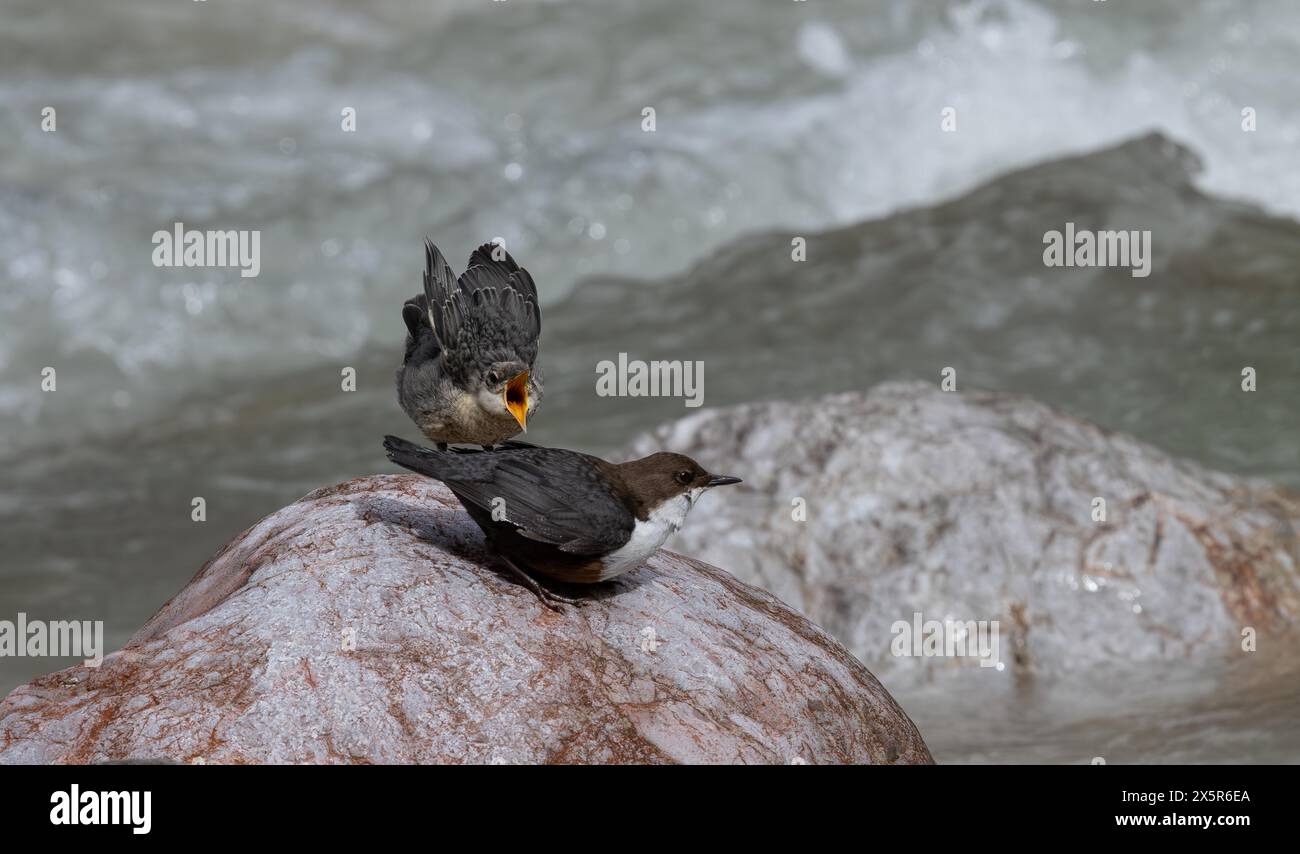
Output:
[
  {"xmin": 538, "ymin": 588, "xmax": 586, "ymax": 609},
  {"xmin": 496, "ymin": 553, "xmax": 586, "ymax": 611}
]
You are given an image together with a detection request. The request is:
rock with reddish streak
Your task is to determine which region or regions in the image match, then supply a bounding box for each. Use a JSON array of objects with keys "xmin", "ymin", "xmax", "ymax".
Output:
[{"xmin": 0, "ymin": 475, "xmax": 932, "ymax": 765}]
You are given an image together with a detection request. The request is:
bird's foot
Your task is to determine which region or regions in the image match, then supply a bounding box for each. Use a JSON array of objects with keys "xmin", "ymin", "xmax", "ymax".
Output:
[{"xmin": 496, "ymin": 555, "xmax": 585, "ymax": 611}]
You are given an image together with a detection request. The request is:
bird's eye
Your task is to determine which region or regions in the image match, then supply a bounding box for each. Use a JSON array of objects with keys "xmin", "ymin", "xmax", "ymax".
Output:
[
  {"xmin": 487, "ymin": 370, "xmax": 501, "ymax": 385},
  {"xmin": 675, "ymin": 470, "xmax": 692, "ymax": 485}
]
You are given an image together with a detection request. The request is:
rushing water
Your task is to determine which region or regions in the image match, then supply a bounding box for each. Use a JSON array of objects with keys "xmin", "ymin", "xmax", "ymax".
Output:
[{"xmin": 2, "ymin": 0, "xmax": 1298, "ymax": 762}]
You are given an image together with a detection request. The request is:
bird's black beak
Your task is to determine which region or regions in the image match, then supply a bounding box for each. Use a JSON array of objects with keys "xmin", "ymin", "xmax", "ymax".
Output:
[{"xmin": 707, "ymin": 474, "xmax": 742, "ymax": 488}]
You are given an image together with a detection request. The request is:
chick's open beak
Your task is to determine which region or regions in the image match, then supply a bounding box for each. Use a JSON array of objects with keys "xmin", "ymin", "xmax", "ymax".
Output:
[{"xmin": 504, "ymin": 370, "xmax": 530, "ymax": 431}]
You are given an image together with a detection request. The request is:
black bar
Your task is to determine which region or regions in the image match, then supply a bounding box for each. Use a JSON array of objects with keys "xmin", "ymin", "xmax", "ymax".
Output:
[{"xmin": 1, "ymin": 765, "xmax": 1285, "ymax": 840}]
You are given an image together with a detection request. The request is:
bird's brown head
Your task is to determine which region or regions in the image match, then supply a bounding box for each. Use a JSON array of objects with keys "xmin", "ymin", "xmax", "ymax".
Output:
[{"xmin": 618, "ymin": 452, "xmax": 741, "ymax": 515}]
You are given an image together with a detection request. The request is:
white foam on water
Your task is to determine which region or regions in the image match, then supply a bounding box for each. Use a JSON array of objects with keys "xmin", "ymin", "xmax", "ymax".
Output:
[{"xmin": 1, "ymin": 0, "xmax": 1298, "ymax": 451}]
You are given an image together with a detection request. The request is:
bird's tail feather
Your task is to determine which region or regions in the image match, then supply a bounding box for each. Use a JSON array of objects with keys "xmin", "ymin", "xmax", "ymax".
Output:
[{"xmin": 383, "ymin": 435, "xmax": 455, "ymax": 479}]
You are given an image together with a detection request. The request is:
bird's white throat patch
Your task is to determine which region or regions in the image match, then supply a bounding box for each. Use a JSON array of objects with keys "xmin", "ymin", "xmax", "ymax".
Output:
[{"xmin": 600, "ymin": 489, "xmax": 702, "ymax": 579}]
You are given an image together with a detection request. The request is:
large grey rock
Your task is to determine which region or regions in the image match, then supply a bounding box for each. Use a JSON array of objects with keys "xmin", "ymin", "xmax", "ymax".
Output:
[
  {"xmin": 0, "ymin": 475, "xmax": 932, "ymax": 765},
  {"xmin": 627, "ymin": 382, "xmax": 1300, "ymax": 683}
]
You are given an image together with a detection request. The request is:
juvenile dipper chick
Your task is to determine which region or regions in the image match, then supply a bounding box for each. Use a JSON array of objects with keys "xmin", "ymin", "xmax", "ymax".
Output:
[
  {"xmin": 383, "ymin": 435, "xmax": 741, "ymax": 609},
  {"xmin": 396, "ymin": 240, "xmax": 542, "ymax": 449}
]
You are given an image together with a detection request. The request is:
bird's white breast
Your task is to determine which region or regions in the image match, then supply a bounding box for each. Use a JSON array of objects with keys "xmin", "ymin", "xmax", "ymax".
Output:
[{"xmin": 599, "ymin": 489, "xmax": 702, "ymax": 579}]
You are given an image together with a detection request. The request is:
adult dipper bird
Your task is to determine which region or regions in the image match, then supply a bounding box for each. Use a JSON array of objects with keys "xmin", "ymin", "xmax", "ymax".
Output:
[
  {"xmin": 382, "ymin": 435, "xmax": 741, "ymax": 609},
  {"xmin": 396, "ymin": 240, "xmax": 542, "ymax": 449}
]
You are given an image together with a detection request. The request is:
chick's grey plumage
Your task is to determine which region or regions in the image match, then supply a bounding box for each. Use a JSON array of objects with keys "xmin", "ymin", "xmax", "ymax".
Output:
[{"xmin": 396, "ymin": 240, "xmax": 542, "ymax": 447}]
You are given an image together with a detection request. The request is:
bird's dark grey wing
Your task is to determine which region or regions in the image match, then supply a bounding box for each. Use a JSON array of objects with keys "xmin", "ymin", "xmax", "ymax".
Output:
[
  {"xmin": 421, "ymin": 240, "xmax": 541, "ymax": 361},
  {"xmin": 453, "ymin": 265, "xmax": 540, "ymax": 345},
  {"xmin": 400, "ymin": 293, "xmax": 441, "ymax": 365},
  {"xmin": 421, "ymin": 240, "xmax": 460, "ymax": 347},
  {"xmin": 467, "ymin": 242, "xmax": 515, "ymax": 274},
  {"xmin": 444, "ymin": 451, "xmax": 633, "ymax": 555},
  {"xmin": 466, "ymin": 242, "xmax": 538, "ymax": 304}
]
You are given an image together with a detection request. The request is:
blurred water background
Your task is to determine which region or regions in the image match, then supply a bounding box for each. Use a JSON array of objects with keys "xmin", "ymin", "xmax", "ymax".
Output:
[{"xmin": 1, "ymin": 0, "xmax": 1298, "ymax": 761}]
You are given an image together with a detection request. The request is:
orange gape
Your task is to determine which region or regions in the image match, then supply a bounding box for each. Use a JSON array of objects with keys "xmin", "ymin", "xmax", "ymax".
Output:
[{"xmin": 505, "ymin": 371, "xmax": 530, "ymax": 431}]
